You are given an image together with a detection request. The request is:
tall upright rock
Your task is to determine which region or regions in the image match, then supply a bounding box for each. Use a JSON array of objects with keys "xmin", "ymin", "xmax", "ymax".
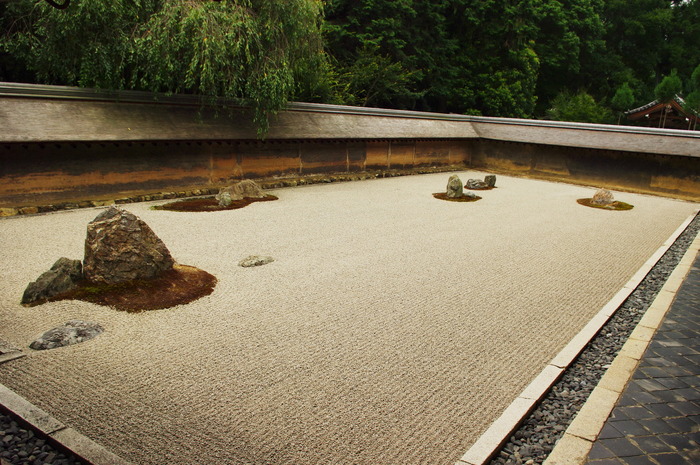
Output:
[{"xmin": 83, "ymin": 207, "xmax": 175, "ymax": 284}]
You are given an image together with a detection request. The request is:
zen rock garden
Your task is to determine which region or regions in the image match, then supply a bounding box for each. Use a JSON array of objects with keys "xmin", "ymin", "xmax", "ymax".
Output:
[
  {"xmin": 154, "ymin": 179, "xmax": 277, "ymax": 212},
  {"xmin": 21, "ymin": 206, "xmax": 217, "ymax": 315},
  {"xmin": 578, "ymin": 188, "xmax": 634, "ymax": 210}
]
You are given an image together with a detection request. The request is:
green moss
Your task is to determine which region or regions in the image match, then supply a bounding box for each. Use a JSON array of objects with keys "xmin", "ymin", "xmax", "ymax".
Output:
[{"xmin": 577, "ymin": 198, "xmax": 634, "ymax": 211}]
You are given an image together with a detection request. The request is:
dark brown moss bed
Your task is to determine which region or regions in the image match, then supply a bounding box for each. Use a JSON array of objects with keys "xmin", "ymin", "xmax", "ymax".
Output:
[
  {"xmin": 152, "ymin": 195, "xmax": 278, "ymax": 212},
  {"xmin": 50, "ymin": 265, "xmax": 217, "ymax": 312},
  {"xmin": 433, "ymin": 193, "xmax": 482, "ymax": 202},
  {"xmin": 577, "ymin": 198, "xmax": 634, "ymax": 211}
]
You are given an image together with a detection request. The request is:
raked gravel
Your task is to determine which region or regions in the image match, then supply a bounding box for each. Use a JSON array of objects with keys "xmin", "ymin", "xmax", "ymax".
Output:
[
  {"xmin": 0, "ymin": 172, "xmax": 697, "ymax": 465},
  {"xmin": 490, "ymin": 210, "xmax": 700, "ymax": 465}
]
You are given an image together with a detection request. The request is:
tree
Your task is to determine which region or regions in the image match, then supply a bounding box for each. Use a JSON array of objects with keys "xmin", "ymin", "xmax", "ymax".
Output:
[
  {"xmin": 685, "ymin": 64, "xmax": 700, "ymax": 130},
  {"xmin": 611, "ymin": 82, "xmax": 635, "ymax": 123},
  {"xmin": 545, "ymin": 90, "xmax": 613, "ymax": 124},
  {"xmin": 654, "ymin": 70, "xmax": 682, "ymax": 103},
  {"xmin": 1, "ymin": 0, "xmax": 326, "ymax": 135}
]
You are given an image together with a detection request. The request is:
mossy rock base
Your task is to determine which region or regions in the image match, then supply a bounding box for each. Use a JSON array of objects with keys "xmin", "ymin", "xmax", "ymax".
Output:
[
  {"xmin": 152, "ymin": 195, "xmax": 278, "ymax": 212},
  {"xmin": 577, "ymin": 198, "xmax": 634, "ymax": 211},
  {"xmin": 51, "ymin": 264, "xmax": 217, "ymax": 312},
  {"xmin": 433, "ymin": 193, "xmax": 482, "ymax": 202}
]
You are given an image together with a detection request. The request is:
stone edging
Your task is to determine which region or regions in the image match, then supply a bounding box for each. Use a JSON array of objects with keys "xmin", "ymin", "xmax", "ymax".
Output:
[
  {"xmin": 455, "ymin": 208, "xmax": 700, "ymax": 465},
  {"xmin": 0, "ymin": 383, "xmax": 132, "ymax": 465},
  {"xmin": 542, "ymin": 224, "xmax": 700, "ymax": 464}
]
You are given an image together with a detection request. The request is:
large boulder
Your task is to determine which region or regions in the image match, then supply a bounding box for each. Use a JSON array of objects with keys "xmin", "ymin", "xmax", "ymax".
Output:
[
  {"xmin": 29, "ymin": 320, "xmax": 104, "ymax": 350},
  {"xmin": 484, "ymin": 175, "xmax": 497, "ymax": 188},
  {"xmin": 216, "ymin": 180, "xmax": 267, "ymax": 207},
  {"xmin": 591, "ymin": 189, "xmax": 614, "ymax": 206},
  {"xmin": 21, "ymin": 258, "xmax": 83, "ymax": 306},
  {"xmin": 83, "ymin": 207, "xmax": 175, "ymax": 284},
  {"xmin": 446, "ymin": 175, "xmax": 464, "ymax": 198}
]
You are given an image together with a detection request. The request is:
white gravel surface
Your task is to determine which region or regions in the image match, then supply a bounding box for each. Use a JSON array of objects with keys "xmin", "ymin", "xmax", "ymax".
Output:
[{"xmin": 0, "ymin": 172, "xmax": 697, "ymax": 465}]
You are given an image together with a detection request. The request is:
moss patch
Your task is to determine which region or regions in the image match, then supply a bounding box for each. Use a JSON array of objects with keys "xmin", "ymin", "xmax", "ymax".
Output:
[
  {"xmin": 152, "ymin": 195, "xmax": 278, "ymax": 212},
  {"xmin": 433, "ymin": 193, "xmax": 482, "ymax": 202},
  {"xmin": 577, "ymin": 198, "xmax": 634, "ymax": 211},
  {"xmin": 51, "ymin": 264, "xmax": 217, "ymax": 312}
]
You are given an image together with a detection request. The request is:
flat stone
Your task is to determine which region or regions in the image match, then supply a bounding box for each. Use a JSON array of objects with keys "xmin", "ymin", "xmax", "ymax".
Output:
[
  {"xmin": 29, "ymin": 320, "xmax": 104, "ymax": 351},
  {"xmin": 239, "ymin": 255, "xmax": 275, "ymax": 268},
  {"xmin": 466, "ymin": 179, "xmax": 488, "ymax": 189}
]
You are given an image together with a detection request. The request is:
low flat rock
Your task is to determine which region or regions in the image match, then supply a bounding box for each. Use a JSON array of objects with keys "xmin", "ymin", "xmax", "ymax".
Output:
[
  {"xmin": 29, "ymin": 320, "xmax": 104, "ymax": 351},
  {"xmin": 239, "ymin": 256, "xmax": 275, "ymax": 268}
]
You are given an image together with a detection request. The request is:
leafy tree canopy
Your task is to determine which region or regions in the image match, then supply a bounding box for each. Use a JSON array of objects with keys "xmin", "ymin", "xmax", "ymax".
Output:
[{"xmin": 1, "ymin": 0, "xmax": 325, "ymax": 135}]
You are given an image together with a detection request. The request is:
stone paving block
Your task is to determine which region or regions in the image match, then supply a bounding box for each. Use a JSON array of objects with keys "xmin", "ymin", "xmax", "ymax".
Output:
[
  {"xmin": 627, "ymin": 325, "xmax": 656, "ymax": 344},
  {"xmin": 619, "ymin": 339, "xmax": 651, "ymax": 361},
  {"xmin": 457, "ymin": 397, "xmax": 534, "ymax": 465},
  {"xmin": 638, "ymin": 290, "xmax": 676, "ymax": 329},
  {"xmin": 519, "ymin": 365, "xmax": 564, "ymax": 401},
  {"xmin": 567, "ymin": 387, "xmax": 620, "ymax": 442},
  {"xmin": 0, "ymin": 383, "xmax": 64, "ymax": 435},
  {"xmin": 597, "ymin": 437, "xmax": 644, "ymax": 457},
  {"xmin": 598, "ymin": 356, "xmax": 640, "ymax": 393},
  {"xmin": 50, "ymin": 428, "xmax": 133, "ymax": 465},
  {"xmin": 543, "ymin": 433, "xmax": 593, "ymax": 465}
]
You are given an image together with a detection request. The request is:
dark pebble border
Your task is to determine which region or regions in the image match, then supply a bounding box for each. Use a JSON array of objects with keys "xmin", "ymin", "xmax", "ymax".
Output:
[
  {"xmin": 489, "ymin": 211, "xmax": 700, "ymax": 465},
  {"xmin": 0, "ymin": 410, "xmax": 82, "ymax": 465}
]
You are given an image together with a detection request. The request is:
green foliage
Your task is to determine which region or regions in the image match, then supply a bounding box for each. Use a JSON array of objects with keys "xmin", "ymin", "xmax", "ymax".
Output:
[
  {"xmin": 654, "ymin": 70, "xmax": 682, "ymax": 103},
  {"xmin": 611, "ymin": 83, "xmax": 635, "ymax": 111},
  {"xmin": 546, "ymin": 90, "xmax": 613, "ymax": 124},
  {"xmin": 1, "ymin": 0, "xmax": 325, "ymax": 136}
]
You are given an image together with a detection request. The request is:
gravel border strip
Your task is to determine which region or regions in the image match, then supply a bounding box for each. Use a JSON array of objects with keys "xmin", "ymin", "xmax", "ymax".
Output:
[
  {"xmin": 476, "ymin": 209, "xmax": 700, "ymax": 465},
  {"xmin": 0, "ymin": 383, "xmax": 131, "ymax": 465}
]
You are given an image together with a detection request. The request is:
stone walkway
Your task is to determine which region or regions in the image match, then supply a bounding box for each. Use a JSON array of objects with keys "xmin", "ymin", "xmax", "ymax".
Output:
[{"xmin": 585, "ymin": 255, "xmax": 700, "ymax": 465}]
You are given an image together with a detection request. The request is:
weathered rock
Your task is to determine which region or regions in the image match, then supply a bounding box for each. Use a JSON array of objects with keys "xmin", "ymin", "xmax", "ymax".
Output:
[
  {"xmin": 239, "ymin": 255, "xmax": 275, "ymax": 267},
  {"xmin": 591, "ymin": 189, "xmax": 614, "ymax": 205},
  {"xmin": 29, "ymin": 320, "xmax": 103, "ymax": 350},
  {"xmin": 485, "ymin": 175, "xmax": 497, "ymax": 188},
  {"xmin": 83, "ymin": 207, "xmax": 175, "ymax": 284},
  {"xmin": 464, "ymin": 191, "xmax": 478, "ymax": 199},
  {"xmin": 216, "ymin": 180, "xmax": 267, "ymax": 207},
  {"xmin": 466, "ymin": 178, "xmax": 488, "ymax": 189},
  {"xmin": 446, "ymin": 175, "xmax": 463, "ymax": 198},
  {"xmin": 21, "ymin": 258, "xmax": 83, "ymax": 306}
]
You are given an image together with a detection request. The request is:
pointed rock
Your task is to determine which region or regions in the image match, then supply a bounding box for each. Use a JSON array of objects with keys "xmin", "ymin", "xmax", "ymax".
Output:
[{"xmin": 83, "ymin": 207, "xmax": 175, "ymax": 284}]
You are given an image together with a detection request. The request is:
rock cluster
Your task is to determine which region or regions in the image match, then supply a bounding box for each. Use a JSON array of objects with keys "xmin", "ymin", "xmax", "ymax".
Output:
[
  {"xmin": 83, "ymin": 207, "xmax": 175, "ymax": 284},
  {"xmin": 29, "ymin": 320, "xmax": 104, "ymax": 351},
  {"xmin": 216, "ymin": 180, "xmax": 267, "ymax": 207},
  {"xmin": 591, "ymin": 188, "xmax": 614, "ymax": 206},
  {"xmin": 22, "ymin": 207, "xmax": 177, "ymax": 305},
  {"xmin": 466, "ymin": 175, "xmax": 497, "ymax": 190},
  {"xmin": 446, "ymin": 175, "xmax": 464, "ymax": 198},
  {"xmin": 21, "ymin": 258, "xmax": 83, "ymax": 306}
]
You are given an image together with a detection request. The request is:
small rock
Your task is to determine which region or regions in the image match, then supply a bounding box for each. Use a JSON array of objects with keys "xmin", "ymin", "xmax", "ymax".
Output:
[
  {"xmin": 216, "ymin": 180, "xmax": 267, "ymax": 207},
  {"xmin": 21, "ymin": 258, "xmax": 83, "ymax": 306},
  {"xmin": 464, "ymin": 192, "xmax": 478, "ymax": 199},
  {"xmin": 29, "ymin": 320, "xmax": 104, "ymax": 351},
  {"xmin": 591, "ymin": 189, "xmax": 614, "ymax": 205},
  {"xmin": 239, "ymin": 256, "xmax": 275, "ymax": 268},
  {"xmin": 485, "ymin": 174, "xmax": 497, "ymax": 187},
  {"xmin": 446, "ymin": 175, "xmax": 463, "ymax": 198},
  {"xmin": 466, "ymin": 178, "xmax": 488, "ymax": 189}
]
